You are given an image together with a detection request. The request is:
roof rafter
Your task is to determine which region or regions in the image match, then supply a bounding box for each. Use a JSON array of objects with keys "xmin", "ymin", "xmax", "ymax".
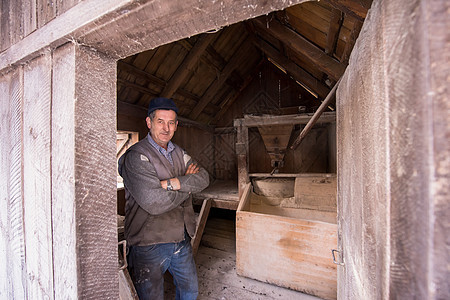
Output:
[
  {"xmin": 325, "ymin": 8, "xmax": 344, "ymax": 55},
  {"xmin": 252, "ymin": 36, "xmax": 330, "ymax": 99},
  {"xmin": 324, "ymin": 0, "xmax": 372, "ymax": 22},
  {"xmin": 160, "ymin": 33, "xmax": 217, "ymax": 98},
  {"xmin": 253, "ymin": 18, "xmax": 346, "ymax": 81},
  {"xmin": 118, "ymin": 61, "xmax": 200, "ymax": 103}
]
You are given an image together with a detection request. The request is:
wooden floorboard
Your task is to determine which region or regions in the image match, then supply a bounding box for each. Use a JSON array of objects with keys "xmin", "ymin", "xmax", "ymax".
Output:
[{"xmin": 164, "ymin": 216, "xmax": 324, "ymax": 300}]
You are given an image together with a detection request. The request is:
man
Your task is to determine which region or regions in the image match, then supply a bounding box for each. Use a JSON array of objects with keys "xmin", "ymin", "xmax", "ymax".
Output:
[{"xmin": 118, "ymin": 97, "xmax": 209, "ymax": 299}]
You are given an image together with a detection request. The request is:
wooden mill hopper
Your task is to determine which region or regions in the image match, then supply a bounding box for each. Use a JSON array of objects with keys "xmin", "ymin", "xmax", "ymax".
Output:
[{"xmin": 257, "ymin": 123, "xmax": 294, "ymax": 169}]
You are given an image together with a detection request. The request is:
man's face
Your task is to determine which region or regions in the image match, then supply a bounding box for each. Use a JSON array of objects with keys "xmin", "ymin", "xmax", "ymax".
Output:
[{"xmin": 146, "ymin": 109, "xmax": 178, "ymax": 148}]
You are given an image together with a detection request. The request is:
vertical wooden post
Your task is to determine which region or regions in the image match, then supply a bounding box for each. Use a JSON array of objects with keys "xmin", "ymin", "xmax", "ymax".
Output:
[
  {"xmin": 235, "ymin": 119, "xmax": 249, "ymax": 198},
  {"xmin": 74, "ymin": 45, "xmax": 118, "ymax": 299}
]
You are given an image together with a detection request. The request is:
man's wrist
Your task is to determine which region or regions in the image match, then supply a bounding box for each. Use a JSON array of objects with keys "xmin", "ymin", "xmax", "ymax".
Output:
[{"xmin": 167, "ymin": 179, "xmax": 174, "ymax": 191}]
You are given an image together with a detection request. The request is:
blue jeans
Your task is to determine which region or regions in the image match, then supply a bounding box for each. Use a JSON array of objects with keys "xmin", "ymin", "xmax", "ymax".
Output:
[{"xmin": 128, "ymin": 234, "xmax": 198, "ymax": 300}]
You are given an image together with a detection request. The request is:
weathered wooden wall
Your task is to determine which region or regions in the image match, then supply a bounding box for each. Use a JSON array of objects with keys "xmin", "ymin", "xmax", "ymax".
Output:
[
  {"xmin": 337, "ymin": 0, "xmax": 449, "ymax": 298},
  {"xmin": 0, "ymin": 0, "xmax": 83, "ymax": 52},
  {"xmin": 0, "ymin": 42, "xmax": 118, "ymax": 299},
  {"xmin": 2, "ymin": 1, "xmax": 311, "ymax": 298}
]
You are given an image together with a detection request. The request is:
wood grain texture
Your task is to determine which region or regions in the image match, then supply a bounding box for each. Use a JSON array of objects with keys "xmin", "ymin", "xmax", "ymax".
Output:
[
  {"xmin": 253, "ymin": 18, "xmax": 346, "ymax": 81},
  {"xmin": 8, "ymin": 68, "xmax": 27, "ymax": 299},
  {"xmin": 0, "ymin": 70, "xmax": 12, "ymax": 299},
  {"xmin": 382, "ymin": 0, "xmax": 448, "ymax": 298},
  {"xmin": 23, "ymin": 53, "xmax": 54, "ymax": 299},
  {"xmin": 1, "ymin": 0, "xmax": 308, "ymax": 72},
  {"xmin": 336, "ymin": 1, "xmax": 388, "ymax": 297},
  {"xmin": 74, "ymin": 45, "xmax": 118, "ymax": 299},
  {"xmin": 236, "ymin": 211, "xmax": 337, "ymax": 300},
  {"xmin": 0, "ymin": 0, "xmax": 137, "ymax": 70},
  {"xmin": 51, "ymin": 42, "xmax": 78, "ymax": 299},
  {"xmin": 335, "ymin": 0, "xmax": 449, "ymax": 298},
  {"xmin": 22, "ymin": 0, "xmax": 38, "ymax": 39},
  {"xmin": 0, "ymin": 0, "xmax": 11, "ymax": 51},
  {"xmin": 426, "ymin": 0, "xmax": 450, "ymax": 297}
]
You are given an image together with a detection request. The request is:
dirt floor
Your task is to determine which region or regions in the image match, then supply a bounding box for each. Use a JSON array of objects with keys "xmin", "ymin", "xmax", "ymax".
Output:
[{"xmin": 164, "ymin": 209, "xmax": 323, "ymax": 300}]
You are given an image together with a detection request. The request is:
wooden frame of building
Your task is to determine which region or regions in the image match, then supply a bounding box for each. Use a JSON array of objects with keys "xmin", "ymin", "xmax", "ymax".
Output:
[{"xmin": 0, "ymin": 0, "xmax": 448, "ymax": 299}]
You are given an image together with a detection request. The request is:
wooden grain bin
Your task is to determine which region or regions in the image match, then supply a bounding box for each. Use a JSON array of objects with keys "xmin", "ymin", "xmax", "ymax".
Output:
[{"xmin": 236, "ymin": 175, "xmax": 337, "ymax": 300}]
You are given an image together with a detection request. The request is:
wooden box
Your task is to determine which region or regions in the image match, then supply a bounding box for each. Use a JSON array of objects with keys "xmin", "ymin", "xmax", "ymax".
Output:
[{"xmin": 236, "ymin": 174, "xmax": 337, "ymax": 300}]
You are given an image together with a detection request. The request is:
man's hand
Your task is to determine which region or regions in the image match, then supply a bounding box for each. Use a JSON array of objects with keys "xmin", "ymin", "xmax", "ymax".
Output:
[
  {"xmin": 185, "ymin": 163, "xmax": 200, "ymax": 175},
  {"xmin": 160, "ymin": 164, "xmax": 200, "ymax": 191}
]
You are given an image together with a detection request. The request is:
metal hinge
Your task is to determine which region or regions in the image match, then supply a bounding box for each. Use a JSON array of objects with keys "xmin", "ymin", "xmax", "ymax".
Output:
[{"xmin": 332, "ymin": 249, "xmax": 345, "ymax": 266}]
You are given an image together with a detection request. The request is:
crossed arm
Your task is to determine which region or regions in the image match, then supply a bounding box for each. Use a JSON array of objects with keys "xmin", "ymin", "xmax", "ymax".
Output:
[
  {"xmin": 120, "ymin": 150, "xmax": 209, "ymax": 215},
  {"xmin": 160, "ymin": 163, "xmax": 200, "ymax": 190}
]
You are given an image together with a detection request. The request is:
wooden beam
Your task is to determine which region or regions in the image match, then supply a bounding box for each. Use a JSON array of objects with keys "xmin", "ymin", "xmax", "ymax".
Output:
[
  {"xmin": 236, "ymin": 120, "xmax": 249, "ymax": 198},
  {"xmin": 291, "ymin": 78, "xmax": 341, "ymax": 150},
  {"xmin": 191, "ymin": 198, "xmax": 212, "ymax": 257},
  {"xmin": 192, "ymin": 197, "xmax": 239, "ymax": 210},
  {"xmin": 234, "ymin": 112, "xmax": 336, "ymax": 128},
  {"xmin": 253, "ymin": 18, "xmax": 346, "ymax": 81},
  {"xmin": 160, "ymin": 33, "xmax": 217, "ymax": 98},
  {"xmin": 189, "ymin": 40, "xmax": 254, "ymax": 120},
  {"xmin": 0, "ymin": 0, "xmax": 140, "ymax": 72},
  {"xmin": 252, "ymin": 36, "xmax": 330, "ymax": 99},
  {"xmin": 117, "ymin": 78, "xmax": 159, "ymax": 96},
  {"xmin": 1, "ymin": 0, "xmax": 309, "ymax": 73},
  {"xmin": 324, "ymin": 0, "xmax": 372, "ymax": 22},
  {"xmin": 236, "ymin": 182, "xmax": 252, "ymax": 212},
  {"xmin": 117, "ymin": 101, "xmax": 214, "ymax": 132},
  {"xmin": 178, "ymin": 39, "xmax": 225, "ymax": 72},
  {"xmin": 325, "ymin": 9, "xmax": 344, "ymax": 55},
  {"xmin": 340, "ymin": 19, "xmax": 363, "ymax": 64},
  {"xmin": 118, "ymin": 61, "xmax": 202, "ymax": 103},
  {"xmin": 118, "ymin": 61, "xmax": 165, "ymax": 86}
]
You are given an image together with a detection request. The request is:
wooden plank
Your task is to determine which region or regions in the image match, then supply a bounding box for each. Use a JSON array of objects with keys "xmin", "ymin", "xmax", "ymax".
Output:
[
  {"xmin": 236, "ymin": 121, "xmax": 249, "ymax": 198},
  {"xmin": 294, "ymin": 175, "xmax": 337, "ymax": 212},
  {"xmin": 9, "ymin": 0, "xmax": 23, "ymax": 45},
  {"xmin": 37, "ymin": 0, "xmax": 58, "ymax": 28},
  {"xmin": 119, "ymin": 268, "xmax": 139, "ymax": 300},
  {"xmin": 23, "ymin": 53, "xmax": 54, "ymax": 299},
  {"xmin": 324, "ymin": 0, "xmax": 371, "ymax": 22},
  {"xmin": 22, "ymin": 0, "xmax": 37, "ymax": 37},
  {"xmin": 57, "ymin": 0, "xmax": 83, "ymax": 15},
  {"xmin": 1, "ymin": 0, "xmax": 308, "ymax": 73},
  {"xmin": 160, "ymin": 33, "xmax": 217, "ymax": 98},
  {"xmin": 234, "ymin": 112, "xmax": 336, "ymax": 127},
  {"xmin": 325, "ymin": 9, "xmax": 344, "ymax": 55},
  {"xmin": 236, "ymin": 183, "xmax": 252, "ymax": 212},
  {"xmin": 0, "ymin": 0, "xmax": 139, "ymax": 71},
  {"xmin": 0, "ymin": 0, "xmax": 11, "ymax": 51},
  {"xmin": 236, "ymin": 211, "xmax": 337, "ymax": 300},
  {"xmin": 191, "ymin": 198, "xmax": 212, "ymax": 256},
  {"xmin": 51, "ymin": 42, "xmax": 78, "ymax": 299},
  {"xmin": 74, "ymin": 46, "xmax": 118, "ymax": 299},
  {"xmin": 340, "ymin": 19, "xmax": 363, "ymax": 64},
  {"xmin": 253, "ymin": 18, "xmax": 346, "ymax": 81},
  {"xmin": 252, "ymin": 36, "xmax": 330, "ymax": 99},
  {"xmin": 8, "ymin": 68, "xmax": 27, "ymax": 299},
  {"xmin": 0, "ymin": 69, "xmax": 12, "ymax": 298}
]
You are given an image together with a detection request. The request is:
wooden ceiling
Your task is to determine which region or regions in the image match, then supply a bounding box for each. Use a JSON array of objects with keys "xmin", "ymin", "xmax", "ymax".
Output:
[{"xmin": 117, "ymin": 0, "xmax": 372, "ymax": 125}]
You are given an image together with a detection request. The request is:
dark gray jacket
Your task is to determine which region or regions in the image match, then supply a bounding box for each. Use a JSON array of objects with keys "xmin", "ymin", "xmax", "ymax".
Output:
[{"xmin": 118, "ymin": 136, "xmax": 209, "ymax": 246}]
